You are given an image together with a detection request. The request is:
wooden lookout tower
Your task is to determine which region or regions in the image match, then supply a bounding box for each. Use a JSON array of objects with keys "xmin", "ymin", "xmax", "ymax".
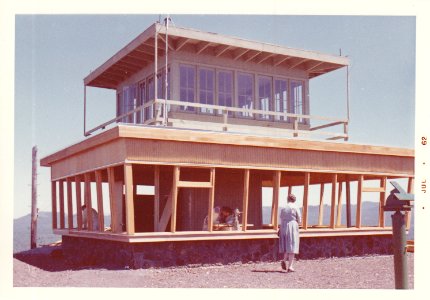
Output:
[{"xmin": 40, "ymin": 20, "xmax": 414, "ymax": 267}]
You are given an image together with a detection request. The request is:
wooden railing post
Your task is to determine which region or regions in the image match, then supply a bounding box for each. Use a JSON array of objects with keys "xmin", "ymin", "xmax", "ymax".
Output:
[
  {"xmin": 75, "ymin": 175, "xmax": 83, "ymax": 230},
  {"xmin": 356, "ymin": 175, "xmax": 364, "ymax": 228},
  {"xmin": 242, "ymin": 169, "xmax": 250, "ymax": 232},
  {"xmin": 84, "ymin": 173, "xmax": 93, "ymax": 231},
  {"xmin": 379, "ymin": 176, "xmax": 387, "ymax": 227},
  {"xmin": 208, "ymin": 168, "xmax": 216, "ymax": 232},
  {"xmin": 95, "ymin": 170, "xmax": 105, "ymax": 232},
  {"xmin": 171, "ymin": 166, "xmax": 180, "ymax": 233},
  {"xmin": 336, "ymin": 181, "xmax": 343, "ymax": 226},
  {"xmin": 302, "ymin": 172, "xmax": 310, "ymax": 229},
  {"xmin": 318, "ymin": 183, "xmax": 324, "ymax": 226},
  {"xmin": 59, "ymin": 180, "xmax": 65, "ymax": 229},
  {"xmin": 124, "ymin": 164, "xmax": 135, "ymax": 235},
  {"xmin": 346, "ymin": 178, "xmax": 351, "ymax": 228},
  {"xmin": 154, "ymin": 166, "xmax": 160, "ymax": 232},
  {"xmin": 51, "ymin": 181, "xmax": 57, "ymax": 230},
  {"xmin": 66, "ymin": 178, "xmax": 73, "ymax": 229},
  {"xmin": 272, "ymin": 171, "xmax": 281, "ymax": 229},
  {"xmin": 330, "ymin": 174, "xmax": 337, "ymax": 229}
]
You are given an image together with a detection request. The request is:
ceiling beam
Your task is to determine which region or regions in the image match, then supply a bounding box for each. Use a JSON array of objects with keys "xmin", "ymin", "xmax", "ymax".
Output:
[
  {"xmin": 286, "ymin": 58, "xmax": 308, "ymax": 69},
  {"xmin": 304, "ymin": 61, "xmax": 325, "ymax": 72},
  {"xmin": 244, "ymin": 50, "xmax": 262, "ymax": 63},
  {"xmin": 157, "ymin": 34, "xmax": 175, "ymax": 51},
  {"xmin": 233, "ymin": 48, "xmax": 249, "ymax": 60},
  {"xmin": 175, "ymin": 37, "xmax": 190, "ymax": 51},
  {"xmin": 214, "ymin": 45, "xmax": 232, "ymax": 57},
  {"xmin": 195, "ymin": 41, "xmax": 212, "ymax": 54},
  {"xmin": 272, "ymin": 55, "xmax": 291, "ymax": 67},
  {"xmin": 255, "ymin": 53, "xmax": 275, "ymax": 64}
]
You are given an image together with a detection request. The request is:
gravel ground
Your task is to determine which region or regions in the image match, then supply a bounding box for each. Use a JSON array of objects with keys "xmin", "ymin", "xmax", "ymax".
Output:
[{"xmin": 13, "ymin": 246, "xmax": 414, "ymax": 289}]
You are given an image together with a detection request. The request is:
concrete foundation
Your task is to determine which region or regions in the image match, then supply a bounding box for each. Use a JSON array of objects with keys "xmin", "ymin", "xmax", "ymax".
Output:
[{"xmin": 62, "ymin": 235, "xmax": 393, "ymax": 269}]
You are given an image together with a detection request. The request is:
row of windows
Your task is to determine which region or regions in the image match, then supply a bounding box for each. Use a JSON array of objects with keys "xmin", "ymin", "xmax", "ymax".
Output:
[
  {"xmin": 117, "ymin": 69, "xmax": 170, "ymax": 123},
  {"xmin": 116, "ymin": 64, "xmax": 306, "ymax": 124},
  {"xmin": 179, "ymin": 64, "xmax": 306, "ymax": 122}
]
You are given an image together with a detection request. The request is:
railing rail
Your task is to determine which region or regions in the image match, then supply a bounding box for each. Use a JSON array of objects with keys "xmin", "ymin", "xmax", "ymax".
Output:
[{"xmin": 85, "ymin": 98, "xmax": 348, "ymax": 140}]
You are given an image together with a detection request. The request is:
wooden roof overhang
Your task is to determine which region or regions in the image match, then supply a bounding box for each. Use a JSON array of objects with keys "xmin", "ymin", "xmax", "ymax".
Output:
[
  {"xmin": 84, "ymin": 23, "xmax": 350, "ymax": 89},
  {"xmin": 41, "ymin": 126, "xmax": 414, "ymax": 182}
]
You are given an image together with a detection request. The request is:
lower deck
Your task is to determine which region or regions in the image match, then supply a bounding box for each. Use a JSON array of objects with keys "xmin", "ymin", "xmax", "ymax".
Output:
[{"xmin": 41, "ymin": 125, "xmax": 414, "ymax": 242}]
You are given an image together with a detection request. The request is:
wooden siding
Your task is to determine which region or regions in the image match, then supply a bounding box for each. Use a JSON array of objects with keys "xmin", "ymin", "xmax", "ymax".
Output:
[{"xmin": 42, "ymin": 126, "xmax": 414, "ymax": 181}]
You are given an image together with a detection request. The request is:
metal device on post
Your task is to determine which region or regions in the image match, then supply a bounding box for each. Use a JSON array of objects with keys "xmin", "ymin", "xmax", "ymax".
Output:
[{"xmin": 383, "ymin": 181, "xmax": 414, "ymax": 289}]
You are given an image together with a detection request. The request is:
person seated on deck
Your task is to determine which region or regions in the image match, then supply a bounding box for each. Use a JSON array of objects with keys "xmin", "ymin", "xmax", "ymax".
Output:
[
  {"xmin": 202, "ymin": 206, "xmax": 241, "ymax": 231},
  {"xmin": 81, "ymin": 204, "xmax": 100, "ymax": 231}
]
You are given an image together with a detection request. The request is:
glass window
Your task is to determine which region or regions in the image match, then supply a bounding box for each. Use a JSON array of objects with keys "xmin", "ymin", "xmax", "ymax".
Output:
[
  {"xmin": 274, "ymin": 79, "xmax": 288, "ymax": 121},
  {"xmin": 137, "ymin": 81, "xmax": 146, "ymax": 123},
  {"xmin": 258, "ymin": 76, "xmax": 271, "ymax": 120},
  {"xmin": 146, "ymin": 77, "xmax": 155, "ymax": 120},
  {"xmin": 199, "ymin": 68, "xmax": 215, "ymax": 114},
  {"xmin": 290, "ymin": 80, "xmax": 304, "ymax": 123},
  {"xmin": 179, "ymin": 64, "xmax": 195, "ymax": 112},
  {"xmin": 217, "ymin": 70, "xmax": 233, "ymax": 115},
  {"xmin": 120, "ymin": 84, "xmax": 136, "ymax": 124},
  {"xmin": 237, "ymin": 72, "xmax": 254, "ymax": 118}
]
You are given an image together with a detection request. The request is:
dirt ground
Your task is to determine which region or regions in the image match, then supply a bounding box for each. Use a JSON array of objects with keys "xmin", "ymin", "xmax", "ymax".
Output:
[{"xmin": 12, "ymin": 245, "xmax": 414, "ymax": 289}]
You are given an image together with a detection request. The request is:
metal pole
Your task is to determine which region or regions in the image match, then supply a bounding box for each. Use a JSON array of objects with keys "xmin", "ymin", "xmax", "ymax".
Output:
[
  {"xmin": 164, "ymin": 16, "xmax": 169, "ymax": 126},
  {"xmin": 391, "ymin": 210, "xmax": 408, "ymax": 289},
  {"xmin": 346, "ymin": 65, "xmax": 350, "ymax": 121},
  {"xmin": 30, "ymin": 146, "xmax": 38, "ymax": 249},
  {"xmin": 154, "ymin": 25, "xmax": 158, "ymax": 121},
  {"xmin": 83, "ymin": 84, "xmax": 87, "ymax": 136}
]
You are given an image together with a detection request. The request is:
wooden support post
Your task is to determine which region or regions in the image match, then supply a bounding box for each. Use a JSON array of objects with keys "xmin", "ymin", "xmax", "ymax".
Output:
[
  {"xmin": 346, "ymin": 178, "xmax": 351, "ymax": 228},
  {"xmin": 51, "ymin": 181, "xmax": 57, "ymax": 230},
  {"xmin": 302, "ymin": 172, "xmax": 310, "ymax": 229},
  {"xmin": 272, "ymin": 171, "xmax": 281, "ymax": 229},
  {"xmin": 154, "ymin": 166, "xmax": 160, "ymax": 232},
  {"xmin": 107, "ymin": 167, "xmax": 120, "ymax": 233},
  {"xmin": 288, "ymin": 185, "xmax": 292, "ymax": 196},
  {"xmin": 84, "ymin": 173, "xmax": 93, "ymax": 230},
  {"xmin": 59, "ymin": 180, "xmax": 65, "ymax": 229},
  {"xmin": 330, "ymin": 174, "xmax": 337, "ymax": 229},
  {"xmin": 124, "ymin": 164, "xmax": 135, "ymax": 235},
  {"xmin": 356, "ymin": 175, "xmax": 364, "ymax": 228},
  {"xmin": 336, "ymin": 181, "xmax": 343, "ymax": 226},
  {"xmin": 208, "ymin": 168, "xmax": 216, "ymax": 232},
  {"xmin": 406, "ymin": 178, "xmax": 414, "ymax": 230},
  {"xmin": 318, "ymin": 183, "xmax": 324, "ymax": 226},
  {"xmin": 95, "ymin": 170, "xmax": 105, "ymax": 232},
  {"xmin": 66, "ymin": 178, "xmax": 73, "ymax": 229},
  {"xmin": 75, "ymin": 176, "xmax": 83, "ymax": 230},
  {"xmin": 379, "ymin": 176, "xmax": 387, "ymax": 227},
  {"xmin": 31, "ymin": 146, "xmax": 38, "ymax": 249},
  {"xmin": 171, "ymin": 166, "xmax": 180, "ymax": 233},
  {"xmin": 242, "ymin": 169, "xmax": 250, "ymax": 232}
]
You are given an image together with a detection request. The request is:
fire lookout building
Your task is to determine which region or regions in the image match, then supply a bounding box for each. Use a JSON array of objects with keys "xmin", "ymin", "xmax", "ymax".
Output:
[{"xmin": 40, "ymin": 21, "xmax": 414, "ymax": 268}]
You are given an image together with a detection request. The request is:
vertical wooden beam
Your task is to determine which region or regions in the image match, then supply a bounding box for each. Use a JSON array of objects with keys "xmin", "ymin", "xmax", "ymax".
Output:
[
  {"xmin": 208, "ymin": 168, "xmax": 216, "ymax": 232},
  {"xmin": 95, "ymin": 170, "xmax": 105, "ymax": 232},
  {"xmin": 336, "ymin": 181, "xmax": 343, "ymax": 226},
  {"xmin": 107, "ymin": 167, "xmax": 118, "ymax": 233},
  {"xmin": 406, "ymin": 177, "xmax": 414, "ymax": 230},
  {"xmin": 84, "ymin": 173, "xmax": 93, "ymax": 231},
  {"xmin": 346, "ymin": 178, "xmax": 351, "ymax": 228},
  {"xmin": 242, "ymin": 169, "xmax": 250, "ymax": 232},
  {"xmin": 51, "ymin": 181, "xmax": 57, "ymax": 230},
  {"xmin": 356, "ymin": 175, "xmax": 364, "ymax": 228},
  {"xmin": 318, "ymin": 183, "xmax": 324, "ymax": 226},
  {"xmin": 272, "ymin": 171, "xmax": 281, "ymax": 229},
  {"xmin": 379, "ymin": 176, "xmax": 387, "ymax": 227},
  {"xmin": 288, "ymin": 185, "xmax": 292, "ymax": 196},
  {"xmin": 59, "ymin": 180, "xmax": 65, "ymax": 229},
  {"xmin": 124, "ymin": 164, "xmax": 135, "ymax": 235},
  {"xmin": 75, "ymin": 176, "xmax": 83, "ymax": 230},
  {"xmin": 330, "ymin": 174, "xmax": 337, "ymax": 229},
  {"xmin": 154, "ymin": 166, "xmax": 160, "ymax": 232},
  {"xmin": 66, "ymin": 178, "xmax": 73, "ymax": 229},
  {"xmin": 171, "ymin": 166, "xmax": 180, "ymax": 233},
  {"xmin": 302, "ymin": 172, "xmax": 310, "ymax": 229}
]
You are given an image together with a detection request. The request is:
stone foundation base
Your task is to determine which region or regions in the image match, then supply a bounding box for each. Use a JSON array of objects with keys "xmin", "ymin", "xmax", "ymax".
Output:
[{"xmin": 62, "ymin": 235, "xmax": 393, "ymax": 269}]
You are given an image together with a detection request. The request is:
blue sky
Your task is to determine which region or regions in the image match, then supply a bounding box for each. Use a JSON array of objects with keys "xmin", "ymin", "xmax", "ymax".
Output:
[{"xmin": 12, "ymin": 14, "xmax": 417, "ymax": 218}]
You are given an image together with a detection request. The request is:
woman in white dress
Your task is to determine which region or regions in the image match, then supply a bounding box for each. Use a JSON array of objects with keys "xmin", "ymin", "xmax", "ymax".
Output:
[{"xmin": 279, "ymin": 194, "xmax": 301, "ymax": 272}]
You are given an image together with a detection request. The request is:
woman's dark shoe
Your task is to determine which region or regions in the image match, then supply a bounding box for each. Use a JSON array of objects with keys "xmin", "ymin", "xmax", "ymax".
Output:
[{"xmin": 281, "ymin": 261, "xmax": 287, "ymax": 270}]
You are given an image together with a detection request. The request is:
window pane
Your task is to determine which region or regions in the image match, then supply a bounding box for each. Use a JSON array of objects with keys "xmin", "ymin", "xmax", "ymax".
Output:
[
  {"xmin": 274, "ymin": 79, "xmax": 288, "ymax": 121},
  {"xmin": 258, "ymin": 76, "xmax": 271, "ymax": 120},
  {"xmin": 179, "ymin": 65, "xmax": 195, "ymax": 112},
  {"xmin": 199, "ymin": 68, "xmax": 214, "ymax": 114},
  {"xmin": 238, "ymin": 73, "xmax": 253, "ymax": 118},
  {"xmin": 290, "ymin": 80, "xmax": 304, "ymax": 123}
]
